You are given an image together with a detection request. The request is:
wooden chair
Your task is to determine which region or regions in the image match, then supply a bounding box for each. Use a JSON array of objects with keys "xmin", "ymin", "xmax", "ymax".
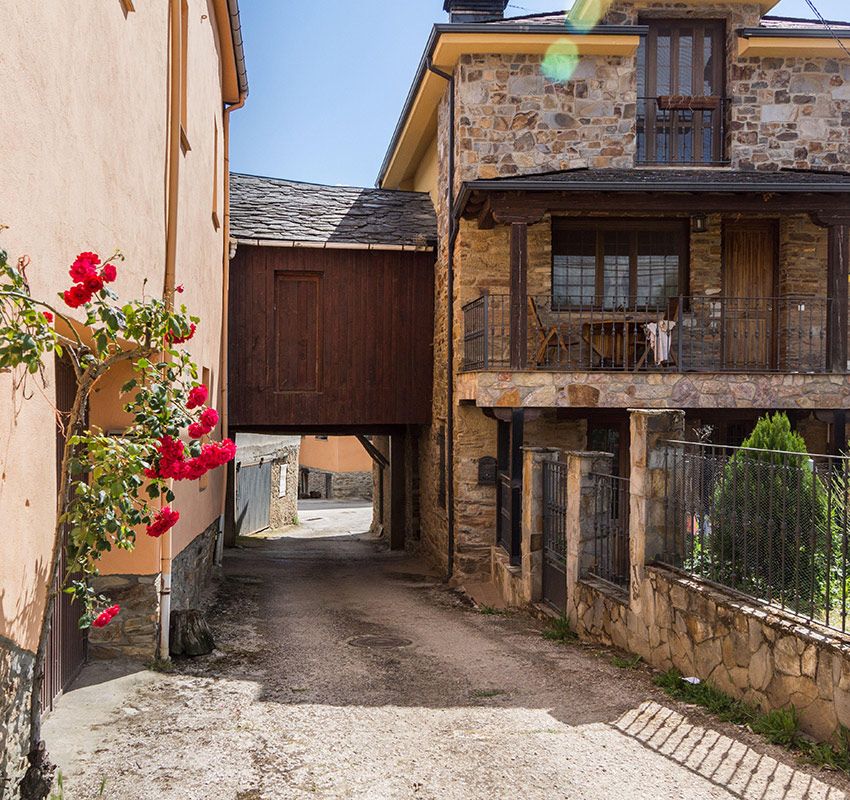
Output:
[
  {"xmin": 528, "ymin": 297, "xmax": 568, "ymax": 367},
  {"xmin": 635, "ymin": 296, "xmax": 680, "ymax": 371}
]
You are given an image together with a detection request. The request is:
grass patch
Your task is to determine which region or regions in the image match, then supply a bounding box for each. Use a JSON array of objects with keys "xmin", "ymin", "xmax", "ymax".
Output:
[
  {"xmin": 653, "ymin": 668, "xmax": 850, "ymax": 776},
  {"xmin": 477, "ymin": 604, "xmax": 503, "ymax": 616},
  {"xmin": 611, "ymin": 654, "xmax": 643, "ymax": 670},
  {"xmin": 542, "ymin": 615, "xmax": 577, "ymax": 644},
  {"xmin": 146, "ymin": 657, "xmax": 175, "ymax": 673},
  {"xmin": 51, "ymin": 774, "xmax": 105, "ymax": 799}
]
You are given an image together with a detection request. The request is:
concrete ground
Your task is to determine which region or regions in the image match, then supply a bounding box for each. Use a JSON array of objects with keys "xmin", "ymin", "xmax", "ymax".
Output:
[{"xmin": 44, "ymin": 504, "xmax": 850, "ymax": 800}]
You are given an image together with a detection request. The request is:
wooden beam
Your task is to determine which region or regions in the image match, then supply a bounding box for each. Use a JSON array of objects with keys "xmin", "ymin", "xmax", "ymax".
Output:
[
  {"xmin": 462, "ymin": 190, "xmax": 850, "ymax": 224},
  {"xmin": 356, "ymin": 434, "xmax": 390, "ymax": 469},
  {"xmin": 510, "ymin": 222, "xmax": 528, "ymax": 370}
]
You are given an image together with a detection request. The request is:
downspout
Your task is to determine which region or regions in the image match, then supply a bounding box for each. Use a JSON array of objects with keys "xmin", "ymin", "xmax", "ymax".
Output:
[
  {"xmin": 427, "ymin": 60, "xmax": 457, "ymax": 580},
  {"xmin": 159, "ymin": 0, "xmax": 183, "ymax": 660}
]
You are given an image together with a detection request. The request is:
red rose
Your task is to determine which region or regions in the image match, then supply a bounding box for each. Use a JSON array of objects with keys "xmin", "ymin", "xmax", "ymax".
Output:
[
  {"xmin": 199, "ymin": 408, "xmax": 219, "ymax": 430},
  {"xmin": 166, "ymin": 323, "xmax": 196, "ymax": 345},
  {"xmin": 43, "ymin": 311, "xmax": 53, "ymax": 323},
  {"xmin": 101, "ymin": 263, "xmax": 117, "ymax": 283},
  {"xmin": 92, "ymin": 603, "xmax": 120, "ymax": 629},
  {"xmin": 187, "ymin": 385, "xmax": 208, "ymax": 410},
  {"xmin": 63, "ymin": 284, "xmax": 92, "ymax": 308},
  {"xmin": 146, "ymin": 507, "xmax": 180, "ymax": 538},
  {"xmin": 188, "ymin": 422, "xmax": 207, "ymax": 439},
  {"xmin": 175, "ymin": 284, "xmax": 185, "ymax": 294},
  {"xmin": 69, "ymin": 252, "xmax": 100, "ymax": 283},
  {"xmin": 83, "ymin": 275, "xmax": 104, "ymax": 294}
]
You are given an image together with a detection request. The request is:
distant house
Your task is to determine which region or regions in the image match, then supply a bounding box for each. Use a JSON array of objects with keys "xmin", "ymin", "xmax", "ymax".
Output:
[{"xmin": 0, "ymin": 1, "xmax": 247, "ymax": 790}]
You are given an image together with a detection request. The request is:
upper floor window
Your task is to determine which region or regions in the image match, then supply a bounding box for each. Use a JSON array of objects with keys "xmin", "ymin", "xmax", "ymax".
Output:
[{"xmin": 637, "ymin": 20, "xmax": 726, "ymax": 164}]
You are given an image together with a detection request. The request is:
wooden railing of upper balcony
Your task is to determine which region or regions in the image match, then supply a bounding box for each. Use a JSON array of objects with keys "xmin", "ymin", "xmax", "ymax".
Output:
[
  {"xmin": 462, "ymin": 294, "xmax": 837, "ymax": 374},
  {"xmin": 636, "ymin": 96, "xmax": 730, "ymax": 165}
]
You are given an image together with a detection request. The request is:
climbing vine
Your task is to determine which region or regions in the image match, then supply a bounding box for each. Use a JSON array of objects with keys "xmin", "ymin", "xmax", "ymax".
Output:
[{"xmin": 0, "ymin": 243, "xmax": 235, "ymax": 630}]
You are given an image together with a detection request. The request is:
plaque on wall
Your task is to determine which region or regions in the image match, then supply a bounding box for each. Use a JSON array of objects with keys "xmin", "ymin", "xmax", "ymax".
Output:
[{"xmin": 478, "ymin": 456, "xmax": 497, "ymax": 485}]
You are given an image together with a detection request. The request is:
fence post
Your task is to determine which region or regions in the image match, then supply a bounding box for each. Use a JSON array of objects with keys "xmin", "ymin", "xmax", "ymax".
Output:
[
  {"xmin": 521, "ymin": 447, "xmax": 561, "ymax": 604},
  {"xmin": 628, "ymin": 409, "xmax": 685, "ymax": 610},
  {"xmin": 564, "ymin": 451, "xmax": 614, "ymax": 627}
]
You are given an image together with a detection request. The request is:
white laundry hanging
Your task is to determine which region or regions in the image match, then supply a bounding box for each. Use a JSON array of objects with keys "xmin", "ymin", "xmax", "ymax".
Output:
[{"xmin": 645, "ymin": 320, "xmax": 677, "ymax": 365}]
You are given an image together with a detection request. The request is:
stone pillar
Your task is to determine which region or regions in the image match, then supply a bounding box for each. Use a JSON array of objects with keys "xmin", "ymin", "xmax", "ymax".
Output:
[
  {"xmin": 521, "ymin": 446, "xmax": 562, "ymax": 603},
  {"xmin": 628, "ymin": 409, "xmax": 685, "ymax": 609},
  {"xmin": 564, "ymin": 451, "xmax": 613, "ymax": 627}
]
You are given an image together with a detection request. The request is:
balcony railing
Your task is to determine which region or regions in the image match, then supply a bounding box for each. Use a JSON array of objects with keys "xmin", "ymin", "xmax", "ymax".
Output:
[
  {"xmin": 637, "ymin": 96, "xmax": 730, "ymax": 165},
  {"xmin": 461, "ymin": 294, "xmax": 834, "ymax": 374}
]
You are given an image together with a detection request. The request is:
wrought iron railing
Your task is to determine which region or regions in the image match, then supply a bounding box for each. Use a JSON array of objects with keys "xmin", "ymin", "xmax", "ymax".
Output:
[
  {"xmin": 637, "ymin": 96, "xmax": 730, "ymax": 165},
  {"xmin": 663, "ymin": 441, "xmax": 850, "ymax": 634},
  {"xmin": 461, "ymin": 294, "xmax": 833, "ymax": 374},
  {"xmin": 588, "ymin": 472, "xmax": 631, "ymax": 588},
  {"xmin": 542, "ymin": 460, "xmax": 568, "ymax": 609}
]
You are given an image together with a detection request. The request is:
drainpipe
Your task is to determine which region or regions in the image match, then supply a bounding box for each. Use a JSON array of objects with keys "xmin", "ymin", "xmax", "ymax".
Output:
[
  {"xmin": 159, "ymin": 0, "xmax": 184, "ymax": 660},
  {"xmin": 427, "ymin": 59, "xmax": 458, "ymax": 580}
]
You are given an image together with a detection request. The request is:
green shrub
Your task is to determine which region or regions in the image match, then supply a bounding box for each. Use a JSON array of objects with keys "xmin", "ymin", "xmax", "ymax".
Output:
[{"xmin": 709, "ymin": 412, "xmax": 829, "ymax": 612}]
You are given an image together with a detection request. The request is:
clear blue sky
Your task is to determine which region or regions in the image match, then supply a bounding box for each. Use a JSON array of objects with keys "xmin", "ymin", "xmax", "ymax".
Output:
[{"xmin": 229, "ymin": 0, "xmax": 849, "ymax": 188}]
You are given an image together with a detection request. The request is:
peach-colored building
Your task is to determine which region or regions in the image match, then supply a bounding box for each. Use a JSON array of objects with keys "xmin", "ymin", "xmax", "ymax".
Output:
[{"xmin": 0, "ymin": 1, "xmax": 247, "ymax": 792}]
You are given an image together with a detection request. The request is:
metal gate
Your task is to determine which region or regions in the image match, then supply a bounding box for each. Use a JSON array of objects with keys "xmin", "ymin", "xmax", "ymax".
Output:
[
  {"xmin": 42, "ymin": 356, "xmax": 87, "ymax": 713},
  {"xmin": 235, "ymin": 459, "xmax": 272, "ymax": 536},
  {"xmin": 542, "ymin": 460, "xmax": 568, "ymax": 613}
]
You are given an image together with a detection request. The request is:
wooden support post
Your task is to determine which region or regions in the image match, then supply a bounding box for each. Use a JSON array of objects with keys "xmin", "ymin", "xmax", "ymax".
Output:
[
  {"xmin": 813, "ymin": 213, "xmax": 850, "ymax": 373},
  {"xmin": 509, "ymin": 222, "xmax": 528, "ymax": 370},
  {"xmin": 390, "ymin": 433, "xmax": 406, "ymax": 551}
]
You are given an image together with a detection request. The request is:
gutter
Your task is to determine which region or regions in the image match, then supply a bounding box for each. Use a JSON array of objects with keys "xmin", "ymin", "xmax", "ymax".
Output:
[
  {"xmin": 376, "ymin": 23, "xmax": 648, "ymax": 188},
  {"xmin": 233, "ymin": 238, "xmax": 436, "ymax": 252},
  {"xmin": 738, "ymin": 26, "xmax": 850, "ymax": 38},
  {"xmin": 226, "ymin": 0, "xmax": 249, "ymax": 97}
]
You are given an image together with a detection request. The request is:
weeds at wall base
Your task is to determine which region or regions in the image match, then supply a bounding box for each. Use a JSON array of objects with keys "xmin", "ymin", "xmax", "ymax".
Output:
[{"xmin": 653, "ymin": 669, "xmax": 850, "ymax": 775}]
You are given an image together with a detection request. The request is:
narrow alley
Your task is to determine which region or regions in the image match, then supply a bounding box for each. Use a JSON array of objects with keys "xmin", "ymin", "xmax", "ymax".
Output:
[{"xmin": 45, "ymin": 507, "xmax": 850, "ymax": 800}]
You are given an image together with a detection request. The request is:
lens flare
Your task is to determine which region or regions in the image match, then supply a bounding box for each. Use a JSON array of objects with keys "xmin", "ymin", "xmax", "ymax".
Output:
[
  {"xmin": 542, "ymin": 39, "xmax": 580, "ymax": 83},
  {"xmin": 569, "ymin": 0, "xmax": 608, "ymax": 32}
]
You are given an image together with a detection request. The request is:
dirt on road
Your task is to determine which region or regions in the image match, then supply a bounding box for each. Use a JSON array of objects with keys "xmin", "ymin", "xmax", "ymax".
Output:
[{"xmin": 44, "ymin": 508, "xmax": 850, "ymax": 800}]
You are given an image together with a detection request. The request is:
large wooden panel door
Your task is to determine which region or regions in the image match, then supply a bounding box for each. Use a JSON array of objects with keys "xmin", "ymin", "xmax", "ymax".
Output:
[{"xmin": 722, "ymin": 221, "xmax": 777, "ymax": 370}]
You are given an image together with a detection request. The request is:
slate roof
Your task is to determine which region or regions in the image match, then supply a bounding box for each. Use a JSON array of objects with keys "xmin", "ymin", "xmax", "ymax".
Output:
[{"xmin": 230, "ymin": 173, "xmax": 437, "ymax": 248}]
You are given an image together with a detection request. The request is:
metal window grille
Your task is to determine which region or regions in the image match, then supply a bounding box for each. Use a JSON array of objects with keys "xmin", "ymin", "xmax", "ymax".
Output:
[{"xmin": 589, "ymin": 473, "xmax": 631, "ymax": 588}]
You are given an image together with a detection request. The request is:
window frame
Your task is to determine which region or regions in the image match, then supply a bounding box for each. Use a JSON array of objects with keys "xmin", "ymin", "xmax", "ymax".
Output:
[
  {"xmin": 551, "ymin": 219, "xmax": 690, "ymax": 311},
  {"xmin": 639, "ymin": 18, "xmax": 727, "ymax": 164}
]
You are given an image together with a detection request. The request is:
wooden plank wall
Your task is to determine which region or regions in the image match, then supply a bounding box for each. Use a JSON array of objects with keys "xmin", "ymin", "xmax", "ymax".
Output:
[{"xmin": 228, "ymin": 245, "xmax": 435, "ymax": 428}]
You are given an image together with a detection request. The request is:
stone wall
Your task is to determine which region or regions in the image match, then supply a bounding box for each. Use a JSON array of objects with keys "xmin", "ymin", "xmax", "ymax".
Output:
[
  {"xmin": 0, "ymin": 640, "xmax": 34, "ymax": 800},
  {"xmin": 574, "ymin": 567, "xmax": 850, "ymax": 742},
  {"xmin": 270, "ymin": 454, "xmax": 299, "ymax": 527},
  {"xmin": 171, "ymin": 520, "xmax": 219, "ymax": 612},
  {"xmin": 88, "ymin": 574, "xmax": 160, "ymax": 661},
  {"xmin": 301, "ymin": 468, "xmax": 372, "ymax": 501}
]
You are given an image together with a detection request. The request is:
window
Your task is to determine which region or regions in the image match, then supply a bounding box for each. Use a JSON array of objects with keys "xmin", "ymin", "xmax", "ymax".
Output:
[
  {"xmin": 637, "ymin": 20, "xmax": 726, "ymax": 163},
  {"xmin": 552, "ymin": 221, "xmax": 687, "ymax": 310}
]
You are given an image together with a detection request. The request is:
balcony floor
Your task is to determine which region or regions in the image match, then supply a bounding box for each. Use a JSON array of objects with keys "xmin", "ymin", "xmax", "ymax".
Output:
[{"xmin": 457, "ymin": 370, "xmax": 850, "ymax": 410}]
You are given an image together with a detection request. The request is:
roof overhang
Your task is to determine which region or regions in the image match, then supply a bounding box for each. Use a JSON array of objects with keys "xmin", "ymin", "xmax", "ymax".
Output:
[
  {"xmin": 457, "ymin": 171, "xmax": 850, "ymax": 226},
  {"xmin": 378, "ymin": 24, "xmax": 645, "ymax": 190},
  {"xmin": 738, "ymin": 27, "xmax": 850, "ymax": 57},
  {"xmin": 234, "ymin": 237, "xmax": 435, "ymax": 253},
  {"xmin": 569, "ymin": 0, "xmax": 780, "ymax": 27},
  {"xmin": 212, "ymin": 0, "xmax": 249, "ymax": 103}
]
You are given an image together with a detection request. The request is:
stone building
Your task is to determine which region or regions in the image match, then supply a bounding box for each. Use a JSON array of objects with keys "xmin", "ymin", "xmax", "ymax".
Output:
[
  {"xmin": 377, "ymin": 0, "xmax": 850, "ymax": 588},
  {"xmin": 0, "ymin": 2, "xmax": 247, "ymax": 794},
  {"xmin": 298, "ymin": 436, "xmax": 374, "ymax": 500}
]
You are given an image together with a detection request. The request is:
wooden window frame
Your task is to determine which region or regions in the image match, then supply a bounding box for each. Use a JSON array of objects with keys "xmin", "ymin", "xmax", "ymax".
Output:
[
  {"xmin": 552, "ymin": 219, "xmax": 690, "ymax": 310},
  {"xmin": 640, "ymin": 19, "xmax": 726, "ymax": 164}
]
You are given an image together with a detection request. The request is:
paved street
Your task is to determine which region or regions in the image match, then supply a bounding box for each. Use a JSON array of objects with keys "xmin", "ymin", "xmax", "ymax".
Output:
[{"xmin": 44, "ymin": 506, "xmax": 849, "ymax": 799}]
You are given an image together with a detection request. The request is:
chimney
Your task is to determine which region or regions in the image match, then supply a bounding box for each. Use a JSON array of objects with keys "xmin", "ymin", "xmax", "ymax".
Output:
[{"xmin": 443, "ymin": 0, "xmax": 509, "ymax": 23}]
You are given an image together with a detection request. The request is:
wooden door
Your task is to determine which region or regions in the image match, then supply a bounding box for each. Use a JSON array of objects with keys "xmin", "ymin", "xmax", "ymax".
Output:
[{"xmin": 722, "ymin": 221, "xmax": 777, "ymax": 370}]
